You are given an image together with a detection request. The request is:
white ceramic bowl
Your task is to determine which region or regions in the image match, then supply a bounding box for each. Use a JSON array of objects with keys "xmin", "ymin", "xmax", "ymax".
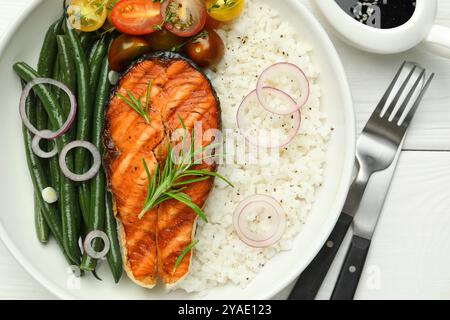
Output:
[
  {"xmin": 315, "ymin": 0, "xmax": 450, "ymax": 59},
  {"xmin": 0, "ymin": 0, "xmax": 355, "ymax": 299}
]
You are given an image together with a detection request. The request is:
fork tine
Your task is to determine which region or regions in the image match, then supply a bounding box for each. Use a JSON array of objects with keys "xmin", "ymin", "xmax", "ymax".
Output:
[
  {"xmin": 401, "ymin": 73, "xmax": 435, "ymax": 127},
  {"xmin": 372, "ymin": 61, "xmax": 407, "ymax": 116},
  {"xmin": 383, "ymin": 65, "xmax": 417, "ymax": 119},
  {"xmin": 393, "ymin": 69, "xmax": 426, "ymax": 123}
]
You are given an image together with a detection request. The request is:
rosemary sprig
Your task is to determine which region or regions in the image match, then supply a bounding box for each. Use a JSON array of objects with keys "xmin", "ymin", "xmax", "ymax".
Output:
[
  {"xmin": 140, "ymin": 116, "xmax": 233, "ymax": 221},
  {"xmin": 173, "ymin": 240, "xmax": 199, "ymax": 273},
  {"xmin": 116, "ymin": 80, "xmax": 153, "ymax": 124}
]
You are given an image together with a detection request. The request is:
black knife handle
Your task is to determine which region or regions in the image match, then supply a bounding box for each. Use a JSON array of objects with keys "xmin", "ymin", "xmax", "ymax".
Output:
[
  {"xmin": 330, "ymin": 235, "xmax": 371, "ymax": 300},
  {"xmin": 288, "ymin": 212, "xmax": 353, "ymax": 300}
]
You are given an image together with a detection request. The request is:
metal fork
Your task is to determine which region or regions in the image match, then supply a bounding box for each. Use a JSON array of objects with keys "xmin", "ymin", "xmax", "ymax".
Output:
[
  {"xmin": 288, "ymin": 61, "xmax": 434, "ymax": 300},
  {"xmin": 343, "ymin": 62, "xmax": 434, "ymax": 218},
  {"xmin": 329, "ymin": 62, "xmax": 434, "ymax": 300}
]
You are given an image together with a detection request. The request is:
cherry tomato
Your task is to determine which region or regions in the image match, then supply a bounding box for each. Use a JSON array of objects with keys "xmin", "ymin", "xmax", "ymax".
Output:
[
  {"xmin": 185, "ymin": 29, "xmax": 224, "ymax": 68},
  {"xmin": 205, "ymin": 0, "xmax": 245, "ymax": 22},
  {"xmin": 161, "ymin": 0, "xmax": 207, "ymax": 37},
  {"xmin": 106, "ymin": 0, "xmax": 120, "ymax": 25},
  {"xmin": 145, "ymin": 29, "xmax": 185, "ymax": 51},
  {"xmin": 205, "ymin": 15, "xmax": 222, "ymax": 29},
  {"xmin": 108, "ymin": 34, "xmax": 152, "ymax": 71},
  {"xmin": 67, "ymin": 0, "xmax": 108, "ymax": 32},
  {"xmin": 110, "ymin": 0, "xmax": 164, "ymax": 35}
]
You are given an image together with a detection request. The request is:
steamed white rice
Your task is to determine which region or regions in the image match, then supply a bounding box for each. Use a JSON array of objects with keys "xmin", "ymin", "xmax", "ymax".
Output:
[{"xmin": 174, "ymin": 0, "xmax": 331, "ymax": 293}]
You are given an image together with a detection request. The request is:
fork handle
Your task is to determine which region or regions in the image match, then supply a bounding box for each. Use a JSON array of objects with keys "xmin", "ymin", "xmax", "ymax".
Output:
[
  {"xmin": 288, "ymin": 212, "xmax": 353, "ymax": 300},
  {"xmin": 330, "ymin": 235, "xmax": 371, "ymax": 300}
]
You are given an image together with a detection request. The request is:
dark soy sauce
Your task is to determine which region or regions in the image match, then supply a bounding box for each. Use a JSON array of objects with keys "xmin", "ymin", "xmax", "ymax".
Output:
[{"xmin": 335, "ymin": 0, "xmax": 416, "ymax": 29}]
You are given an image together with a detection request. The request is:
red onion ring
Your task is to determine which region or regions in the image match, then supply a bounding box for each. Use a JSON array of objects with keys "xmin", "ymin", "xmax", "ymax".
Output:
[
  {"xmin": 233, "ymin": 195, "xmax": 286, "ymax": 248},
  {"xmin": 20, "ymin": 78, "xmax": 77, "ymax": 140},
  {"xmin": 237, "ymin": 88, "xmax": 301, "ymax": 149},
  {"xmin": 59, "ymin": 141, "xmax": 101, "ymax": 182},
  {"xmin": 256, "ymin": 62, "xmax": 310, "ymax": 115},
  {"xmin": 31, "ymin": 130, "xmax": 58, "ymax": 158},
  {"xmin": 83, "ymin": 230, "xmax": 110, "ymax": 259}
]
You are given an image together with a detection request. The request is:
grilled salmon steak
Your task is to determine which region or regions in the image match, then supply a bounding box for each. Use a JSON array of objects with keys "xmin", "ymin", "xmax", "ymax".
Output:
[{"xmin": 104, "ymin": 52, "xmax": 220, "ymax": 288}]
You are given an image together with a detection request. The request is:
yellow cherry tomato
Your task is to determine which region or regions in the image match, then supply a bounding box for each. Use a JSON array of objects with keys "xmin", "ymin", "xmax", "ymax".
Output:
[
  {"xmin": 68, "ymin": 0, "xmax": 108, "ymax": 32},
  {"xmin": 206, "ymin": 0, "xmax": 245, "ymax": 22}
]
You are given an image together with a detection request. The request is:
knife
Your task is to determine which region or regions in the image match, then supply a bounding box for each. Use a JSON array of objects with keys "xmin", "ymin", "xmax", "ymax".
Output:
[
  {"xmin": 288, "ymin": 62, "xmax": 431, "ymax": 300},
  {"xmin": 330, "ymin": 68, "xmax": 434, "ymax": 300},
  {"xmin": 288, "ymin": 146, "xmax": 401, "ymax": 300}
]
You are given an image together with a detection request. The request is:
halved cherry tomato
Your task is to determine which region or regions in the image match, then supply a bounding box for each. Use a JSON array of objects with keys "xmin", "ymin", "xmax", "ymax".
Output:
[
  {"xmin": 110, "ymin": 0, "xmax": 163, "ymax": 35},
  {"xmin": 161, "ymin": 0, "xmax": 207, "ymax": 37},
  {"xmin": 67, "ymin": 0, "xmax": 108, "ymax": 32},
  {"xmin": 185, "ymin": 28, "xmax": 224, "ymax": 68},
  {"xmin": 106, "ymin": 0, "xmax": 119, "ymax": 25},
  {"xmin": 108, "ymin": 34, "xmax": 152, "ymax": 71},
  {"xmin": 145, "ymin": 29, "xmax": 185, "ymax": 51},
  {"xmin": 206, "ymin": 0, "xmax": 245, "ymax": 22}
]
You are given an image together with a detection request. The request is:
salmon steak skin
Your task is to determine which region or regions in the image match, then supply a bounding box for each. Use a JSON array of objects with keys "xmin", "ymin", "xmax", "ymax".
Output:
[{"xmin": 104, "ymin": 52, "xmax": 221, "ymax": 288}]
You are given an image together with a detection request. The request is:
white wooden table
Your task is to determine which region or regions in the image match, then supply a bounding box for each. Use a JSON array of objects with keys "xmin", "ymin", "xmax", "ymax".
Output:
[{"xmin": 1, "ymin": 0, "xmax": 450, "ymax": 300}]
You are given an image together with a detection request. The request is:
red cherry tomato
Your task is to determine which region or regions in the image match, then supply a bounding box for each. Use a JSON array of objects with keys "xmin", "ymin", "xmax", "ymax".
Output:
[
  {"xmin": 110, "ymin": 0, "xmax": 163, "ymax": 35},
  {"xmin": 185, "ymin": 29, "xmax": 224, "ymax": 68},
  {"xmin": 107, "ymin": 0, "xmax": 125, "ymax": 26},
  {"xmin": 161, "ymin": 0, "xmax": 207, "ymax": 37}
]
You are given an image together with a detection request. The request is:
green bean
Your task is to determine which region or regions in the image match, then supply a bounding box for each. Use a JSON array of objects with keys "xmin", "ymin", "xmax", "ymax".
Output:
[
  {"xmin": 37, "ymin": 19, "xmax": 63, "ymax": 78},
  {"xmin": 36, "ymin": 20, "xmax": 63, "ymax": 197},
  {"xmin": 56, "ymin": 34, "xmax": 83, "ymax": 234},
  {"xmin": 14, "ymin": 62, "xmax": 81, "ymax": 265},
  {"xmin": 21, "ymin": 82, "xmax": 63, "ymax": 250},
  {"xmin": 105, "ymin": 190, "xmax": 123, "ymax": 283},
  {"xmin": 79, "ymin": 32, "xmax": 96, "ymax": 55},
  {"xmin": 79, "ymin": 183, "xmax": 91, "ymax": 230},
  {"xmin": 56, "ymin": 35, "xmax": 77, "ymax": 119},
  {"xmin": 48, "ymin": 152, "xmax": 61, "ymax": 196},
  {"xmin": 66, "ymin": 21, "xmax": 93, "ymax": 153},
  {"xmin": 81, "ymin": 45, "xmax": 111, "ymax": 271},
  {"xmin": 88, "ymin": 37, "xmax": 107, "ymax": 92},
  {"xmin": 34, "ymin": 192, "xmax": 50, "ymax": 243},
  {"xmin": 48, "ymin": 58, "xmax": 61, "ymax": 196},
  {"xmin": 87, "ymin": 39, "xmax": 101, "ymax": 67},
  {"xmin": 66, "ymin": 21, "xmax": 93, "ymax": 231}
]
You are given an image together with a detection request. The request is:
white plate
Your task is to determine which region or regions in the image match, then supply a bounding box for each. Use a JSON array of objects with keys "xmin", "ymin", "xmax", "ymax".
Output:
[{"xmin": 0, "ymin": 0, "xmax": 355, "ymax": 299}]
